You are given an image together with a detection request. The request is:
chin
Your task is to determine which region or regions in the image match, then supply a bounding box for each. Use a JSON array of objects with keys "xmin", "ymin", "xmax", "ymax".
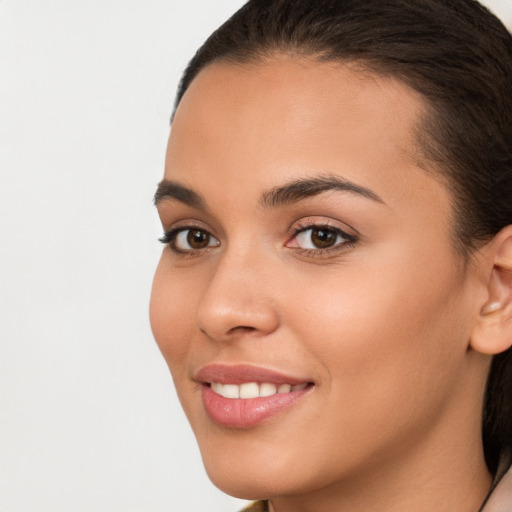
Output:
[
  {"xmin": 197, "ymin": 431, "xmax": 332, "ymax": 502},
  {"xmin": 207, "ymin": 471, "xmax": 273, "ymax": 501},
  {"xmin": 196, "ymin": 432, "xmax": 299, "ymax": 500},
  {"xmin": 205, "ymin": 465, "xmax": 301, "ymax": 502}
]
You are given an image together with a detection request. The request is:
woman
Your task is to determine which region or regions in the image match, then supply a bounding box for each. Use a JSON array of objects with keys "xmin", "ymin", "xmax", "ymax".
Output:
[{"xmin": 150, "ymin": 1, "xmax": 512, "ymax": 510}]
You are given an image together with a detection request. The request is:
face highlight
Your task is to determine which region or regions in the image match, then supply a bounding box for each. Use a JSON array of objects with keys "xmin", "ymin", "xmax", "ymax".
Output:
[{"xmin": 150, "ymin": 59, "xmax": 488, "ymax": 505}]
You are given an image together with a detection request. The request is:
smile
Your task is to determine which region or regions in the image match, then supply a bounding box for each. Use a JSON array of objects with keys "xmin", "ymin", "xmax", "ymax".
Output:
[
  {"xmin": 196, "ymin": 364, "xmax": 314, "ymax": 428},
  {"xmin": 210, "ymin": 381, "xmax": 308, "ymax": 399}
]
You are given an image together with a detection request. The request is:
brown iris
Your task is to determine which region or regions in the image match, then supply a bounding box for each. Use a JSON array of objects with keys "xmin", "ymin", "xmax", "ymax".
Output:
[
  {"xmin": 310, "ymin": 227, "xmax": 338, "ymax": 248},
  {"xmin": 187, "ymin": 229, "xmax": 211, "ymax": 249}
]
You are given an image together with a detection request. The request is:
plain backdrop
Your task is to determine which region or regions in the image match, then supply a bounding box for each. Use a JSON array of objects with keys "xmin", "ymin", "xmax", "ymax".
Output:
[{"xmin": 1, "ymin": 1, "xmax": 511, "ymax": 511}]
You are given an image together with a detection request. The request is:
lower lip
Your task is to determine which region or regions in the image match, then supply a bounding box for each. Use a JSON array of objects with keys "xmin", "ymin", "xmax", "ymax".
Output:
[{"xmin": 201, "ymin": 385, "xmax": 312, "ymax": 428}]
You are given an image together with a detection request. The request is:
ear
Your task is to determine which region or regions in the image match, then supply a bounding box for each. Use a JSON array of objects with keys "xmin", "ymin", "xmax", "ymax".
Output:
[{"xmin": 470, "ymin": 226, "xmax": 512, "ymax": 355}]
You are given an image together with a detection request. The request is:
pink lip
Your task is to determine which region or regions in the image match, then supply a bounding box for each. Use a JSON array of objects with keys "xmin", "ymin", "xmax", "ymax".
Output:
[
  {"xmin": 196, "ymin": 364, "xmax": 314, "ymax": 428},
  {"xmin": 195, "ymin": 363, "xmax": 310, "ymax": 386}
]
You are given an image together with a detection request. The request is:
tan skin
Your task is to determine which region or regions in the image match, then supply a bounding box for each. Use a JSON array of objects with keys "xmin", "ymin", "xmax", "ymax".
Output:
[{"xmin": 150, "ymin": 58, "xmax": 512, "ymax": 512}]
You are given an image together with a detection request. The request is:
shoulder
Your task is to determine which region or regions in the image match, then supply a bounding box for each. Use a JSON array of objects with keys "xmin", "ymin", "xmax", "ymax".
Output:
[
  {"xmin": 481, "ymin": 450, "xmax": 512, "ymax": 512},
  {"xmin": 240, "ymin": 501, "xmax": 269, "ymax": 512}
]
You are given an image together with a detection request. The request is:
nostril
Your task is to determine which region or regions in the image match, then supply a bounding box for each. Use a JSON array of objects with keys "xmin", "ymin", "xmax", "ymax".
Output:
[
  {"xmin": 198, "ymin": 325, "xmax": 257, "ymax": 340},
  {"xmin": 228, "ymin": 326, "xmax": 257, "ymax": 334}
]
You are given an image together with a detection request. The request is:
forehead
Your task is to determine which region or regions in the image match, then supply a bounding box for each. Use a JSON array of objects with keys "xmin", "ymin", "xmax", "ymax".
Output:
[
  {"xmin": 166, "ymin": 57, "xmax": 447, "ymax": 218},
  {"xmin": 171, "ymin": 58, "xmax": 426, "ymax": 157}
]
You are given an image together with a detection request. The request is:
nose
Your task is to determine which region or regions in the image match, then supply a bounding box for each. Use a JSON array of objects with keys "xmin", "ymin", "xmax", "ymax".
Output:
[{"xmin": 196, "ymin": 248, "xmax": 280, "ymax": 342}]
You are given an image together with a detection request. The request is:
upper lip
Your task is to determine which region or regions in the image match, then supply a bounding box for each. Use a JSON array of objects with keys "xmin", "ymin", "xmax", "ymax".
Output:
[{"xmin": 195, "ymin": 363, "xmax": 312, "ymax": 386}]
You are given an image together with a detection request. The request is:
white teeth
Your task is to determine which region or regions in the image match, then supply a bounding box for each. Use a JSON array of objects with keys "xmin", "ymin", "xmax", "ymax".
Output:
[
  {"xmin": 221, "ymin": 384, "xmax": 240, "ymax": 399},
  {"xmin": 259, "ymin": 382, "xmax": 277, "ymax": 397},
  {"xmin": 211, "ymin": 382, "xmax": 223, "ymax": 394},
  {"xmin": 210, "ymin": 381, "xmax": 308, "ymax": 399},
  {"xmin": 239, "ymin": 382, "xmax": 259, "ymax": 399},
  {"xmin": 277, "ymin": 383, "xmax": 292, "ymax": 394}
]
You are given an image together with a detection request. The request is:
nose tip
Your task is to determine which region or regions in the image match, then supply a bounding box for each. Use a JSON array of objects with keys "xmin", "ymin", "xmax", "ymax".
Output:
[
  {"xmin": 197, "ymin": 297, "xmax": 280, "ymax": 342},
  {"xmin": 195, "ymin": 262, "xmax": 280, "ymax": 342}
]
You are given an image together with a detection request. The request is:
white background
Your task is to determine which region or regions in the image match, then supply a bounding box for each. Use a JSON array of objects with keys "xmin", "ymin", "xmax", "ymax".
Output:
[{"xmin": 1, "ymin": 1, "xmax": 511, "ymax": 511}]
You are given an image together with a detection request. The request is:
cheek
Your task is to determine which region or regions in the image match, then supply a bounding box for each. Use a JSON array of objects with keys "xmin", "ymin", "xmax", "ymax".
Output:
[
  {"xmin": 149, "ymin": 256, "xmax": 198, "ymax": 371},
  {"xmin": 286, "ymin": 244, "xmax": 470, "ymax": 415}
]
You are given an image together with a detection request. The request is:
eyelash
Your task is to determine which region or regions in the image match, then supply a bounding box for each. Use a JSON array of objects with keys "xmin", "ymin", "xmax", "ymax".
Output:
[
  {"xmin": 159, "ymin": 226, "xmax": 219, "ymax": 255},
  {"xmin": 286, "ymin": 220, "xmax": 358, "ymax": 258},
  {"xmin": 159, "ymin": 220, "xmax": 358, "ymax": 258}
]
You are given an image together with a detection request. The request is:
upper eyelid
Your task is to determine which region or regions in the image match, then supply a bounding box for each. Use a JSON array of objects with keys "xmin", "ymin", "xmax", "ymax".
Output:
[
  {"xmin": 286, "ymin": 217, "xmax": 358, "ymax": 237},
  {"xmin": 161, "ymin": 218, "xmax": 218, "ymax": 234},
  {"xmin": 288, "ymin": 225, "xmax": 357, "ymax": 245},
  {"xmin": 292, "ymin": 225, "xmax": 352, "ymax": 238},
  {"xmin": 163, "ymin": 225, "xmax": 218, "ymax": 240},
  {"xmin": 156, "ymin": 203, "xmax": 220, "ymax": 231}
]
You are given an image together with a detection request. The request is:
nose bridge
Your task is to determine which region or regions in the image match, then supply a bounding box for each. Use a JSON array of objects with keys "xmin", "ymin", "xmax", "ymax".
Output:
[{"xmin": 196, "ymin": 240, "xmax": 279, "ymax": 341}]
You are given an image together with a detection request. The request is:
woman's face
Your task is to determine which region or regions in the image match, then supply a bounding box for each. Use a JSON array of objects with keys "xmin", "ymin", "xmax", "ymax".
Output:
[{"xmin": 150, "ymin": 59, "xmax": 486, "ymax": 500}]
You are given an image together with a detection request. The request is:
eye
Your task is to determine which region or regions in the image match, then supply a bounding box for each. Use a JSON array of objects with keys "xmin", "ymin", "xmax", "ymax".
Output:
[
  {"xmin": 160, "ymin": 227, "xmax": 220, "ymax": 253},
  {"xmin": 296, "ymin": 227, "xmax": 342, "ymax": 249},
  {"xmin": 287, "ymin": 223, "xmax": 357, "ymax": 252}
]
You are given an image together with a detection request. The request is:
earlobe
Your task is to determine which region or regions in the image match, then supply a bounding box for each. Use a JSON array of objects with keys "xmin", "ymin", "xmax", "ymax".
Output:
[{"xmin": 470, "ymin": 228, "xmax": 512, "ymax": 355}]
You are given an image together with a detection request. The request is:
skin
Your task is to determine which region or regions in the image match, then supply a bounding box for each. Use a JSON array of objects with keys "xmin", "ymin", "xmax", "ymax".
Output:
[{"xmin": 150, "ymin": 58, "xmax": 496, "ymax": 512}]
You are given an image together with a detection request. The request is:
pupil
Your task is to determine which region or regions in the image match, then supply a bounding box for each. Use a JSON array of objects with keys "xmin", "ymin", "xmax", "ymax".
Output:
[
  {"xmin": 312, "ymin": 228, "xmax": 336, "ymax": 248},
  {"xmin": 187, "ymin": 229, "xmax": 209, "ymax": 248}
]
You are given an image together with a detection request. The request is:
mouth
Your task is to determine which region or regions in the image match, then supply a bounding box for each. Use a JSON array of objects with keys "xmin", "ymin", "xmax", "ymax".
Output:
[
  {"xmin": 209, "ymin": 381, "xmax": 310, "ymax": 398},
  {"xmin": 196, "ymin": 364, "xmax": 315, "ymax": 428}
]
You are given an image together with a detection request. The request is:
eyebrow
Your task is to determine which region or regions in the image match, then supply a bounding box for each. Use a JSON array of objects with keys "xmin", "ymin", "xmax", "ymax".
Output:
[
  {"xmin": 154, "ymin": 180, "xmax": 205, "ymax": 209},
  {"xmin": 153, "ymin": 175, "xmax": 384, "ymax": 209},
  {"xmin": 260, "ymin": 175, "xmax": 384, "ymax": 208}
]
